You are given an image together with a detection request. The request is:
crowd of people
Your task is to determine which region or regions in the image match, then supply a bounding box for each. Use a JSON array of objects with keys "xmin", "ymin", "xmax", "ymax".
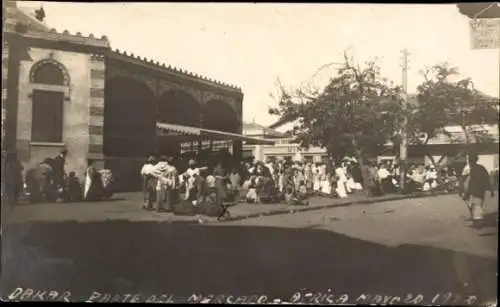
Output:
[
  {"xmin": 3, "ymin": 145, "xmax": 498, "ymax": 225},
  {"xmin": 139, "ymin": 154, "xmax": 437, "ymax": 215},
  {"xmin": 2, "ymin": 148, "xmax": 115, "ymax": 205}
]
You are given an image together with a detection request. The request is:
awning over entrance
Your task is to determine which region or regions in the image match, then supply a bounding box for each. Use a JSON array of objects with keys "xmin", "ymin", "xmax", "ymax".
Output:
[{"xmin": 156, "ymin": 122, "xmax": 275, "ymax": 145}]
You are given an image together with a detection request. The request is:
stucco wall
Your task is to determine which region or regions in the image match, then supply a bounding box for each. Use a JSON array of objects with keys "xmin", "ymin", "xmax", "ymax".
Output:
[{"xmin": 17, "ymin": 47, "xmax": 92, "ymax": 179}]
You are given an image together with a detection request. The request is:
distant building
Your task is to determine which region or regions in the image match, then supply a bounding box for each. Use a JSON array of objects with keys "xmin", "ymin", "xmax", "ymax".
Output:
[{"xmin": 243, "ymin": 121, "xmax": 329, "ymax": 162}]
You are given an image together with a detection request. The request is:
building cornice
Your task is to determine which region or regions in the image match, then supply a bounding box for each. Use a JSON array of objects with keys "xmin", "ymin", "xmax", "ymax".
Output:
[
  {"xmin": 107, "ymin": 49, "xmax": 242, "ymax": 95},
  {"xmin": 5, "ymin": 27, "xmax": 110, "ymax": 49}
]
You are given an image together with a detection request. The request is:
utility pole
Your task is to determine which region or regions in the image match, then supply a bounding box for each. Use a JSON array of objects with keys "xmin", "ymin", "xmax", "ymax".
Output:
[{"xmin": 399, "ymin": 49, "xmax": 409, "ymax": 193}]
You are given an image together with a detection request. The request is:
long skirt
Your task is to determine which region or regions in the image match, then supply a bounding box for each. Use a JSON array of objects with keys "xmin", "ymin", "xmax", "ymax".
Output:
[
  {"xmin": 336, "ymin": 180, "xmax": 348, "ymax": 198},
  {"xmin": 215, "ymin": 178, "xmax": 227, "ymax": 207},
  {"xmin": 143, "ymin": 175, "xmax": 157, "ymax": 207},
  {"xmin": 84, "ymin": 175, "xmax": 103, "ymax": 201},
  {"xmin": 320, "ymin": 180, "xmax": 331, "ymax": 195},
  {"xmin": 313, "ymin": 179, "xmax": 321, "ymax": 193},
  {"xmin": 467, "ymin": 195, "xmax": 485, "ymax": 220}
]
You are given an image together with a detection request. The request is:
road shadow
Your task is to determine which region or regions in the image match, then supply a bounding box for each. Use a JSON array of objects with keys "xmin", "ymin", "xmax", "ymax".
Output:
[
  {"xmin": 16, "ymin": 197, "xmax": 127, "ymax": 206},
  {"xmin": 482, "ymin": 212, "xmax": 499, "ymax": 228},
  {"xmin": 1, "ymin": 221, "xmax": 497, "ymax": 303}
]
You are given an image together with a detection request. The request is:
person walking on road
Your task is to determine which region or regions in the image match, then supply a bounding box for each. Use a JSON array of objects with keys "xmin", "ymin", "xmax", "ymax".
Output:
[{"xmin": 461, "ymin": 153, "xmax": 495, "ymax": 229}]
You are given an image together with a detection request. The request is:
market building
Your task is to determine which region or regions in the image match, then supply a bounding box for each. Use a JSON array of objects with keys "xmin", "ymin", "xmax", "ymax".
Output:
[{"xmin": 2, "ymin": 1, "xmax": 270, "ymax": 191}]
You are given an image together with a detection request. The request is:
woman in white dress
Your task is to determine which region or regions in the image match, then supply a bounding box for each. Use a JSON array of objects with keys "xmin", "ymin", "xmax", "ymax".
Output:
[
  {"xmin": 335, "ymin": 165, "xmax": 348, "ymax": 198},
  {"xmin": 83, "ymin": 160, "xmax": 104, "ymax": 201},
  {"xmin": 313, "ymin": 165, "xmax": 321, "ymax": 194},
  {"xmin": 320, "ymin": 173, "xmax": 332, "ymax": 196}
]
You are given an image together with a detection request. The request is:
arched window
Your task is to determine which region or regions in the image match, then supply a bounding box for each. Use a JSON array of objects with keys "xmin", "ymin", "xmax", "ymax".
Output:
[
  {"xmin": 32, "ymin": 62, "xmax": 65, "ymax": 85},
  {"xmin": 30, "ymin": 61, "xmax": 68, "ymax": 143}
]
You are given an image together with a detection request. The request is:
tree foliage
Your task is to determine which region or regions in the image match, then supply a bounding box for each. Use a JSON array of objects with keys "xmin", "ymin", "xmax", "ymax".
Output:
[
  {"xmin": 269, "ymin": 54, "xmax": 404, "ymax": 163},
  {"xmin": 408, "ymin": 63, "xmax": 499, "ymax": 167}
]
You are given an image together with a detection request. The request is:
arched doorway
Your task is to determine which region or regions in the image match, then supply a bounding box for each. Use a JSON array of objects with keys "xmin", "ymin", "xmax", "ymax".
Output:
[
  {"xmin": 157, "ymin": 90, "xmax": 201, "ymax": 159},
  {"xmin": 158, "ymin": 90, "xmax": 201, "ymax": 127},
  {"xmin": 203, "ymin": 99, "xmax": 238, "ymax": 133},
  {"xmin": 103, "ymin": 77, "xmax": 156, "ymax": 191},
  {"xmin": 203, "ymin": 100, "xmax": 241, "ymax": 163}
]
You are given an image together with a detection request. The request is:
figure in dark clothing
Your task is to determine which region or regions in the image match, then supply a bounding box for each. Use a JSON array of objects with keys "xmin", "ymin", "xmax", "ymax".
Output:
[
  {"xmin": 63, "ymin": 172, "xmax": 83, "ymax": 202},
  {"xmin": 462, "ymin": 153, "xmax": 495, "ymax": 228},
  {"xmin": 4, "ymin": 152, "xmax": 24, "ymax": 205},
  {"xmin": 52, "ymin": 148, "xmax": 68, "ymax": 192},
  {"xmin": 213, "ymin": 163, "xmax": 227, "ymax": 207},
  {"xmin": 350, "ymin": 164, "xmax": 363, "ymax": 187}
]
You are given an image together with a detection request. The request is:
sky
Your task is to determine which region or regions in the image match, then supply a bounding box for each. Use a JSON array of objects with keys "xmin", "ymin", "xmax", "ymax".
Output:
[{"xmin": 19, "ymin": 2, "xmax": 500, "ymax": 127}]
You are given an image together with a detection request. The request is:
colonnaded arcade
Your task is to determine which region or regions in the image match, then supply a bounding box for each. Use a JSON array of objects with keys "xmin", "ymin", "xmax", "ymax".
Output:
[{"xmin": 2, "ymin": 0, "xmax": 243, "ymax": 191}]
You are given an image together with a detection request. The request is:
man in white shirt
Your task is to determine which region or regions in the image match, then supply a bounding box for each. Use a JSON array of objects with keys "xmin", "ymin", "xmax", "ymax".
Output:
[
  {"xmin": 377, "ymin": 165, "xmax": 391, "ymax": 195},
  {"xmin": 152, "ymin": 156, "xmax": 173, "ymax": 212},
  {"xmin": 140, "ymin": 156, "xmax": 157, "ymax": 210}
]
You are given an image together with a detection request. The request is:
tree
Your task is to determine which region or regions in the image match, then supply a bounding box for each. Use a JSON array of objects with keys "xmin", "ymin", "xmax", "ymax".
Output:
[
  {"xmin": 269, "ymin": 53, "xmax": 404, "ymax": 185},
  {"xmin": 407, "ymin": 63, "xmax": 499, "ymax": 174},
  {"xmin": 457, "ymin": 3, "xmax": 500, "ymax": 19}
]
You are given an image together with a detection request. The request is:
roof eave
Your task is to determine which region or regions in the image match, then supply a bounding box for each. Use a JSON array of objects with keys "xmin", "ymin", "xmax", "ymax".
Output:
[{"xmin": 107, "ymin": 50, "xmax": 243, "ymax": 94}]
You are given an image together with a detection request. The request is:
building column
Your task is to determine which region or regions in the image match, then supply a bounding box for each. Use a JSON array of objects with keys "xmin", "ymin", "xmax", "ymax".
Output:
[
  {"xmin": 88, "ymin": 54, "xmax": 106, "ymax": 169},
  {"xmin": 1, "ymin": 1, "xmax": 9, "ymax": 231},
  {"xmin": 254, "ymin": 144, "xmax": 264, "ymax": 162}
]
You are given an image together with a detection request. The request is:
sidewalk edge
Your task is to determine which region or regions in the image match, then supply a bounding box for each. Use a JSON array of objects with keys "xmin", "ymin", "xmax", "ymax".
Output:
[{"xmin": 215, "ymin": 191, "xmax": 452, "ymax": 223}]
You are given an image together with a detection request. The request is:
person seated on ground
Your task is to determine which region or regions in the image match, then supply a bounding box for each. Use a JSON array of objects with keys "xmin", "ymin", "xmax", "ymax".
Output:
[
  {"xmin": 84, "ymin": 160, "xmax": 104, "ymax": 202},
  {"xmin": 298, "ymin": 180, "xmax": 308, "ymax": 198},
  {"xmin": 259, "ymin": 176, "xmax": 280, "ymax": 204},
  {"xmin": 63, "ymin": 172, "xmax": 83, "ymax": 202},
  {"xmin": 285, "ymin": 179, "xmax": 309, "ymax": 206},
  {"xmin": 410, "ymin": 167, "xmax": 425, "ymax": 191},
  {"xmin": 282, "ymin": 168, "xmax": 297, "ymax": 204},
  {"xmin": 99, "ymin": 169, "xmax": 115, "ymax": 200},
  {"xmin": 443, "ymin": 168, "xmax": 458, "ymax": 192},
  {"xmin": 404, "ymin": 169, "xmax": 418, "ymax": 194},
  {"xmin": 423, "ymin": 165, "xmax": 438, "ymax": 192},
  {"xmin": 246, "ymin": 176, "xmax": 260, "ymax": 204}
]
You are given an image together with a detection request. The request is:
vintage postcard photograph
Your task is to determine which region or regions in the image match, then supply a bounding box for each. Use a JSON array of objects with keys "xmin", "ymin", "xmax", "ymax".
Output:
[{"xmin": 1, "ymin": 1, "xmax": 499, "ymax": 305}]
